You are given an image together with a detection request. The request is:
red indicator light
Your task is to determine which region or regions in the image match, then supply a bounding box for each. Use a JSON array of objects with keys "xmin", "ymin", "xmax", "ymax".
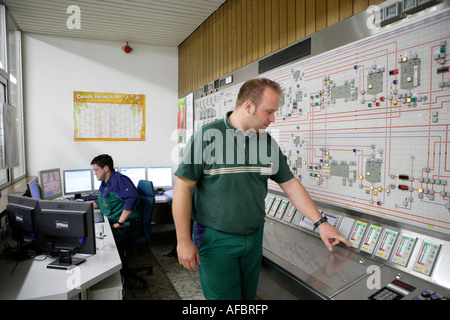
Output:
[
  {"xmin": 389, "ymin": 69, "xmax": 399, "ymax": 75},
  {"xmin": 399, "ymin": 185, "xmax": 409, "ymax": 191}
]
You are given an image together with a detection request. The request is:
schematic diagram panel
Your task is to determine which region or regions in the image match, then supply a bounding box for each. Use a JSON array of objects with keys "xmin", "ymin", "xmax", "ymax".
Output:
[{"xmin": 193, "ymin": 8, "xmax": 450, "ymax": 235}]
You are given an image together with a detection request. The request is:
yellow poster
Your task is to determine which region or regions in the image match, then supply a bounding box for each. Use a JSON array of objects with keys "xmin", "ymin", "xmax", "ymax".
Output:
[{"xmin": 73, "ymin": 91, "xmax": 145, "ymax": 141}]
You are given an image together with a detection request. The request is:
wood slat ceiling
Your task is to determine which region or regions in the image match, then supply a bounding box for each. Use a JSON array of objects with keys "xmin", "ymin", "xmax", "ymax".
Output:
[{"xmin": 2, "ymin": 0, "xmax": 226, "ymax": 47}]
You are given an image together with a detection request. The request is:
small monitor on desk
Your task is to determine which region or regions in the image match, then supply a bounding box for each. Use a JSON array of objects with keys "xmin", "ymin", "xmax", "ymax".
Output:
[
  {"xmin": 27, "ymin": 178, "xmax": 41, "ymax": 199},
  {"xmin": 120, "ymin": 167, "xmax": 146, "ymax": 188},
  {"xmin": 63, "ymin": 169, "xmax": 93, "ymax": 198},
  {"xmin": 38, "ymin": 168, "xmax": 63, "ymax": 200},
  {"xmin": 38, "ymin": 200, "xmax": 96, "ymax": 269},
  {"xmin": 147, "ymin": 166, "xmax": 173, "ymax": 194}
]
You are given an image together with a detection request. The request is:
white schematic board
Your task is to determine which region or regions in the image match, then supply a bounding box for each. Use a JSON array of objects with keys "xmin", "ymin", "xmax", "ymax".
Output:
[{"xmin": 193, "ymin": 6, "xmax": 450, "ymax": 235}]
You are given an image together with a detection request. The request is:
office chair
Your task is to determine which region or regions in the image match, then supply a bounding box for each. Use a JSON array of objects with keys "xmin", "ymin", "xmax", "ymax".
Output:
[{"xmin": 120, "ymin": 180, "xmax": 155, "ymax": 289}]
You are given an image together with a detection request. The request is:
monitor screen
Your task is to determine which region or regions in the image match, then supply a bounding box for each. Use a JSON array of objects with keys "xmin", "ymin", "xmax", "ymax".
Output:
[
  {"xmin": 63, "ymin": 169, "xmax": 93, "ymax": 195},
  {"xmin": 7, "ymin": 194, "xmax": 39, "ymax": 240},
  {"xmin": 120, "ymin": 167, "xmax": 146, "ymax": 187},
  {"xmin": 38, "ymin": 168, "xmax": 63, "ymax": 200},
  {"xmin": 147, "ymin": 166, "xmax": 173, "ymax": 189},
  {"xmin": 38, "ymin": 200, "xmax": 96, "ymax": 268},
  {"xmin": 92, "ymin": 169, "xmax": 102, "ymax": 190},
  {"xmin": 27, "ymin": 178, "xmax": 41, "ymax": 199}
]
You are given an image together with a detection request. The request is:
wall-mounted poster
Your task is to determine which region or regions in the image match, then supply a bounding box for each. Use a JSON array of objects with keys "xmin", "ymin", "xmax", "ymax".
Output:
[{"xmin": 73, "ymin": 91, "xmax": 145, "ymax": 141}]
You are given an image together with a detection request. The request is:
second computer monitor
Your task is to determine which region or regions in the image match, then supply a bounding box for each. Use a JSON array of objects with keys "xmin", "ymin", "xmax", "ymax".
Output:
[
  {"xmin": 147, "ymin": 167, "xmax": 173, "ymax": 190},
  {"xmin": 38, "ymin": 168, "xmax": 63, "ymax": 200},
  {"xmin": 63, "ymin": 169, "xmax": 93, "ymax": 196},
  {"xmin": 120, "ymin": 167, "xmax": 146, "ymax": 187}
]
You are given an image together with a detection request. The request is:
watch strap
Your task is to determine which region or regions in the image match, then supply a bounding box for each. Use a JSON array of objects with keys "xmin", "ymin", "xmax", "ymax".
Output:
[{"xmin": 314, "ymin": 216, "xmax": 328, "ymax": 228}]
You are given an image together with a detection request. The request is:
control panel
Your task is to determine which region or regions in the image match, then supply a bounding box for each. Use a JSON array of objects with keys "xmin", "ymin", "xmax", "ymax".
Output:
[{"xmin": 264, "ymin": 191, "xmax": 450, "ymax": 299}]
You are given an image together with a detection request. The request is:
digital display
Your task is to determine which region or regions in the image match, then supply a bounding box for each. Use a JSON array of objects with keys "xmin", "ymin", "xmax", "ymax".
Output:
[
  {"xmin": 375, "ymin": 229, "xmax": 398, "ymax": 260},
  {"xmin": 392, "ymin": 234, "xmax": 416, "ymax": 266},
  {"xmin": 120, "ymin": 167, "xmax": 146, "ymax": 188},
  {"xmin": 64, "ymin": 169, "xmax": 93, "ymax": 195}
]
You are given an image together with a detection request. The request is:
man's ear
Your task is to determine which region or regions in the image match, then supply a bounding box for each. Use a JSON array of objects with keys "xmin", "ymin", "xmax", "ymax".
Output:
[{"xmin": 243, "ymin": 99, "xmax": 255, "ymax": 115}]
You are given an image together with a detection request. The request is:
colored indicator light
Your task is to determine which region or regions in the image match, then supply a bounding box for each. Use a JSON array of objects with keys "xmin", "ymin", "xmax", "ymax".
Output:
[
  {"xmin": 389, "ymin": 69, "xmax": 399, "ymax": 75},
  {"xmin": 402, "ymin": 57, "xmax": 408, "ymax": 62}
]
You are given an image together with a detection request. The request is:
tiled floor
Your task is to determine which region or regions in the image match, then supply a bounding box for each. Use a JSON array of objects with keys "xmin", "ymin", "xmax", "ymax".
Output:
[{"xmin": 122, "ymin": 224, "xmax": 205, "ymax": 300}]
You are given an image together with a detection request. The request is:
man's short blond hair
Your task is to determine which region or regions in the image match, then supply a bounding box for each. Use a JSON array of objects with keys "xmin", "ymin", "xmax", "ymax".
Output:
[{"xmin": 235, "ymin": 78, "xmax": 282, "ymax": 109}]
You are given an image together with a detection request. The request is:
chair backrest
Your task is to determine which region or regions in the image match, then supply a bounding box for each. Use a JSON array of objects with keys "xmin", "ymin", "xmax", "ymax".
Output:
[{"xmin": 136, "ymin": 180, "xmax": 155, "ymax": 243}]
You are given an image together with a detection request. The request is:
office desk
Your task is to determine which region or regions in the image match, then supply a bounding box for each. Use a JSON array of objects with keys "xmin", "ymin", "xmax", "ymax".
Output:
[{"xmin": 0, "ymin": 217, "xmax": 122, "ymax": 300}]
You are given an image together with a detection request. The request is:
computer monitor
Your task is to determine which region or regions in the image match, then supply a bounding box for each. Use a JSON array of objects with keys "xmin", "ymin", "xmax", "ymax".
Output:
[
  {"xmin": 120, "ymin": 167, "xmax": 146, "ymax": 187},
  {"xmin": 92, "ymin": 169, "xmax": 102, "ymax": 190},
  {"xmin": 147, "ymin": 166, "xmax": 173, "ymax": 193},
  {"xmin": 38, "ymin": 168, "xmax": 63, "ymax": 200},
  {"xmin": 27, "ymin": 178, "xmax": 41, "ymax": 199},
  {"xmin": 6, "ymin": 195, "xmax": 41, "ymax": 259},
  {"xmin": 92, "ymin": 167, "xmax": 118, "ymax": 191},
  {"xmin": 63, "ymin": 169, "xmax": 93, "ymax": 198},
  {"xmin": 38, "ymin": 200, "xmax": 96, "ymax": 269}
]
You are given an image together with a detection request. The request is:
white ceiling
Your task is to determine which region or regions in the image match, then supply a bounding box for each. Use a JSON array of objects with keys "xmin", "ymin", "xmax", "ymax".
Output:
[{"xmin": 2, "ymin": 0, "xmax": 226, "ymax": 47}]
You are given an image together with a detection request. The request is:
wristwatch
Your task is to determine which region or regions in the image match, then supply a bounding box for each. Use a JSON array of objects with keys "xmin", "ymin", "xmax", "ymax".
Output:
[
  {"xmin": 117, "ymin": 221, "xmax": 125, "ymax": 226},
  {"xmin": 313, "ymin": 216, "xmax": 328, "ymax": 228}
]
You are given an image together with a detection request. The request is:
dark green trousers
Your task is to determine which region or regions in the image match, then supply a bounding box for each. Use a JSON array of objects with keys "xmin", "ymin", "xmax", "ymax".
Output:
[{"xmin": 197, "ymin": 224, "xmax": 264, "ymax": 300}]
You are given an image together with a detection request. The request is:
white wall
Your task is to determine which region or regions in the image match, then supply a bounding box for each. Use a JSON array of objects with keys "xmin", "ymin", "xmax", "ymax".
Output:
[{"xmin": 22, "ymin": 34, "xmax": 178, "ymax": 180}]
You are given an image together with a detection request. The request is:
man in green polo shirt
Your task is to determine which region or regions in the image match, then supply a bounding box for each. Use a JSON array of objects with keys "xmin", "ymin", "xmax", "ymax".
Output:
[{"xmin": 173, "ymin": 78, "xmax": 350, "ymax": 300}]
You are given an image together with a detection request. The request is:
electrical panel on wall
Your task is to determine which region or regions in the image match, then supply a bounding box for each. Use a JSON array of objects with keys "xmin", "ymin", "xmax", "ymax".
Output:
[{"xmin": 193, "ymin": 4, "xmax": 450, "ymax": 235}]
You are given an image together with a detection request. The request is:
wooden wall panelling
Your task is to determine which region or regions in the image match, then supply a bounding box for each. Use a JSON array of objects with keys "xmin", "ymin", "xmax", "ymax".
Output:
[{"xmin": 178, "ymin": 0, "xmax": 387, "ymax": 97}]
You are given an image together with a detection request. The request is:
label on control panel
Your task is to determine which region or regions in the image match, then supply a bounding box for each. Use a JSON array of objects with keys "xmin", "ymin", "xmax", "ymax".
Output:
[
  {"xmin": 275, "ymin": 200, "xmax": 289, "ymax": 219},
  {"xmin": 375, "ymin": 229, "xmax": 398, "ymax": 260},
  {"xmin": 412, "ymin": 240, "xmax": 441, "ymax": 276},
  {"xmin": 391, "ymin": 234, "xmax": 416, "ymax": 267},
  {"xmin": 361, "ymin": 224, "xmax": 383, "ymax": 254},
  {"xmin": 349, "ymin": 221, "xmax": 368, "ymax": 248}
]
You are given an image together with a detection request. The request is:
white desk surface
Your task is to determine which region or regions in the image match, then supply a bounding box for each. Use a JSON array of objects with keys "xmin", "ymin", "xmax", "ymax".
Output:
[{"xmin": 0, "ymin": 216, "xmax": 121, "ymax": 300}]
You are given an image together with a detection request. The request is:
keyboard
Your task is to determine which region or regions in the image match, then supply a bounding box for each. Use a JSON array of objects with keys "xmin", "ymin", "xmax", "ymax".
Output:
[{"xmin": 82, "ymin": 194, "xmax": 98, "ymax": 201}]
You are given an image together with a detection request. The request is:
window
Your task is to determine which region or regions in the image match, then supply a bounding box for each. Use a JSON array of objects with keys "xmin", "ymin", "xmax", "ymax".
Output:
[{"xmin": 0, "ymin": 5, "xmax": 25, "ymax": 189}]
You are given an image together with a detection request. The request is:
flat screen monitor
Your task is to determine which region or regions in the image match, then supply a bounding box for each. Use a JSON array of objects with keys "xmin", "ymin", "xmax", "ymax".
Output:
[
  {"xmin": 38, "ymin": 168, "xmax": 63, "ymax": 200},
  {"xmin": 92, "ymin": 167, "xmax": 118, "ymax": 191},
  {"xmin": 38, "ymin": 200, "xmax": 96, "ymax": 269},
  {"xmin": 120, "ymin": 167, "xmax": 146, "ymax": 187},
  {"xmin": 92, "ymin": 169, "xmax": 102, "ymax": 190},
  {"xmin": 63, "ymin": 169, "xmax": 93, "ymax": 196},
  {"xmin": 147, "ymin": 166, "xmax": 173, "ymax": 190},
  {"xmin": 27, "ymin": 178, "xmax": 41, "ymax": 199},
  {"xmin": 6, "ymin": 195, "xmax": 41, "ymax": 259}
]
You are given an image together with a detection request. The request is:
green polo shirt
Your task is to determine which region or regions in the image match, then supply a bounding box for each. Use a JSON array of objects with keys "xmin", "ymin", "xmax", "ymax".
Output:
[{"xmin": 175, "ymin": 111, "xmax": 294, "ymax": 235}]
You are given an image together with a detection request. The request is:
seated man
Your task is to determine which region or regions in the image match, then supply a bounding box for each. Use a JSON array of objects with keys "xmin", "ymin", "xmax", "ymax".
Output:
[{"xmin": 90, "ymin": 154, "xmax": 140, "ymax": 238}]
